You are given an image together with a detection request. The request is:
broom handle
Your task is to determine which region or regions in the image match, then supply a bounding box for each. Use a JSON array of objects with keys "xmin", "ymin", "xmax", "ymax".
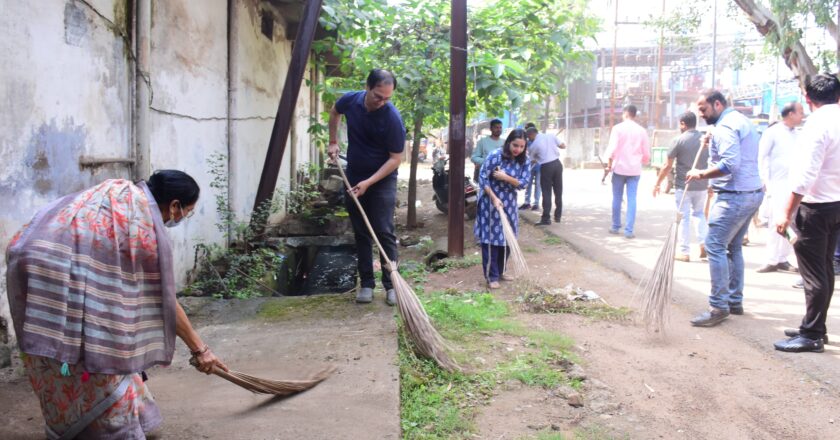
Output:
[
  {"xmin": 335, "ymin": 163, "xmax": 397, "ymax": 271},
  {"xmin": 676, "ymin": 137, "xmax": 708, "ymax": 212}
]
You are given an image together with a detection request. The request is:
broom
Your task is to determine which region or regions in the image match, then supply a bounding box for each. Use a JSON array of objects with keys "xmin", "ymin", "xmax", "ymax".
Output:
[
  {"xmin": 484, "ymin": 186, "xmax": 528, "ymax": 277},
  {"xmin": 335, "ymin": 164, "xmax": 461, "ymax": 372},
  {"xmin": 639, "ymin": 138, "xmax": 707, "ymax": 333},
  {"xmin": 190, "ymin": 358, "xmax": 335, "ymax": 395}
]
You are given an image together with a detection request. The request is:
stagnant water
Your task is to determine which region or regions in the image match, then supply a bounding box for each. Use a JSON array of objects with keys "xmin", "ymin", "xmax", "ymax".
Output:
[{"xmin": 290, "ymin": 244, "xmax": 358, "ymax": 296}]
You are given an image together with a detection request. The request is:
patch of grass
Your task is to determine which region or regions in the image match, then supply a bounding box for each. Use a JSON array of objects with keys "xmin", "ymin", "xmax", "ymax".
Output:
[
  {"xmin": 519, "ymin": 288, "xmax": 632, "ymax": 321},
  {"xmin": 400, "ymin": 260, "xmax": 429, "ymax": 285},
  {"xmin": 430, "ymin": 253, "xmax": 482, "ymax": 274},
  {"xmin": 523, "ymin": 245, "xmax": 539, "ymax": 253},
  {"xmin": 523, "ymin": 431, "xmax": 566, "ymax": 440},
  {"xmin": 542, "ymin": 236, "xmax": 563, "ymax": 245},
  {"xmin": 500, "ymin": 348, "xmax": 567, "ymax": 388},
  {"xmin": 399, "ymin": 290, "xmax": 581, "ymax": 439},
  {"xmin": 423, "ymin": 291, "xmax": 517, "ymax": 340},
  {"xmin": 256, "ymin": 294, "xmax": 351, "ymax": 320}
]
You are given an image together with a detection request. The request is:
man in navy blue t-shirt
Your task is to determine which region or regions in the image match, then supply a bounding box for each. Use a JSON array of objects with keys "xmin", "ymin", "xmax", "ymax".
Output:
[{"xmin": 328, "ymin": 69, "xmax": 406, "ymax": 306}]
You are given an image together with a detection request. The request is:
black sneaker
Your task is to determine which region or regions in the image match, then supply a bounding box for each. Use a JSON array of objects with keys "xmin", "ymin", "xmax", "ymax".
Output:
[
  {"xmin": 783, "ymin": 329, "xmax": 829, "ymax": 343},
  {"xmin": 774, "ymin": 335, "xmax": 824, "ymax": 353},
  {"xmin": 518, "ymin": 203, "xmax": 531, "ymax": 210},
  {"xmin": 729, "ymin": 304, "xmax": 744, "ymax": 315},
  {"xmin": 536, "ymin": 219, "xmax": 552, "ymax": 226}
]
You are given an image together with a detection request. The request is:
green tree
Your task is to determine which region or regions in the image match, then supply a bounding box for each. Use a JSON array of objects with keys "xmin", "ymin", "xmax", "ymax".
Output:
[{"xmin": 318, "ymin": 0, "xmax": 598, "ymax": 228}]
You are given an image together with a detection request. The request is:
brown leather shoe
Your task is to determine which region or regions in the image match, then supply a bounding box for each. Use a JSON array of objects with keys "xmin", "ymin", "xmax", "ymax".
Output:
[
  {"xmin": 488, "ymin": 281, "xmax": 501, "ymax": 289},
  {"xmin": 699, "ymin": 244, "xmax": 707, "ymax": 259}
]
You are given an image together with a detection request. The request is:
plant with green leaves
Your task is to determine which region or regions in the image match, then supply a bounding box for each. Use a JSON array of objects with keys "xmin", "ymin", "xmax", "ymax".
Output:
[{"xmin": 317, "ymin": 0, "xmax": 599, "ymax": 228}]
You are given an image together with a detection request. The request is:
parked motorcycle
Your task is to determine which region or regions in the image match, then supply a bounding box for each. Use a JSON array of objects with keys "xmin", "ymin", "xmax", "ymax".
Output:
[{"xmin": 431, "ymin": 155, "xmax": 477, "ymax": 220}]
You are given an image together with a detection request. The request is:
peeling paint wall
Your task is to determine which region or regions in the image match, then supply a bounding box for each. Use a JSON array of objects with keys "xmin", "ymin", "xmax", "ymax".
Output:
[
  {"xmin": 0, "ymin": 0, "xmax": 132, "ymax": 341},
  {"xmin": 229, "ymin": 0, "xmax": 313, "ymax": 220},
  {"xmin": 0, "ymin": 0, "xmax": 321, "ymax": 342}
]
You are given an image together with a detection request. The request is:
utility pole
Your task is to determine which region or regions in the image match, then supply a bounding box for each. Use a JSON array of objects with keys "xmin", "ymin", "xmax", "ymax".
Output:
[
  {"xmin": 609, "ymin": 0, "xmax": 619, "ymax": 129},
  {"xmin": 711, "ymin": 0, "xmax": 718, "ymax": 88},
  {"xmin": 652, "ymin": 0, "xmax": 665, "ymax": 129},
  {"xmin": 448, "ymin": 0, "xmax": 467, "ymax": 258}
]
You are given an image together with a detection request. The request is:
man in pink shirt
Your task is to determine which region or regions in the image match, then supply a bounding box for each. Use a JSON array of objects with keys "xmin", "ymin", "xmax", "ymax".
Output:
[{"xmin": 605, "ymin": 104, "xmax": 651, "ymax": 238}]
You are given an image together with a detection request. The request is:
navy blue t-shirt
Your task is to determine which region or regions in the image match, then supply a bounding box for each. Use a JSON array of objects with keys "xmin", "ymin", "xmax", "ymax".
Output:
[{"xmin": 335, "ymin": 91, "xmax": 406, "ymax": 182}]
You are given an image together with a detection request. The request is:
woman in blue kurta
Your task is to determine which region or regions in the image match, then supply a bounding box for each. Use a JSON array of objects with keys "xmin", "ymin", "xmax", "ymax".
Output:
[{"xmin": 474, "ymin": 129, "xmax": 531, "ymax": 288}]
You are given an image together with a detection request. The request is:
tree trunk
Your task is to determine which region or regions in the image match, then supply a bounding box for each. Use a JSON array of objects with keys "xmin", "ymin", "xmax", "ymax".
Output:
[
  {"xmin": 733, "ymin": 0, "xmax": 817, "ymax": 90},
  {"xmin": 406, "ymin": 115, "xmax": 424, "ymax": 229}
]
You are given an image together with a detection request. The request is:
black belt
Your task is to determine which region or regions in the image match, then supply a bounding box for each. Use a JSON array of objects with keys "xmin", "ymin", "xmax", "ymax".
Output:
[{"xmin": 714, "ymin": 188, "xmax": 763, "ymax": 194}]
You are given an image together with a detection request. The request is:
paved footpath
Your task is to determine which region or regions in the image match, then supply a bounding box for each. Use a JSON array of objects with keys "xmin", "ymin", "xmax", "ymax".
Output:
[{"xmin": 518, "ymin": 169, "xmax": 840, "ymax": 385}]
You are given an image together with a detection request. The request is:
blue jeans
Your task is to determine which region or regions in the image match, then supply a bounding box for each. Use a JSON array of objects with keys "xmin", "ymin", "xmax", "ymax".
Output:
[
  {"xmin": 524, "ymin": 162, "xmax": 541, "ymax": 205},
  {"xmin": 704, "ymin": 191, "xmax": 764, "ymax": 310},
  {"xmin": 611, "ymin": 173, "xmax": 640, "ymax": 235},
  {"xmin": 675, "ymin": 189, "xmax": 708, "ymax": 255},
  {"xmin": 481, "ymin": 244, "xmax": 509, "ymax": 282}
]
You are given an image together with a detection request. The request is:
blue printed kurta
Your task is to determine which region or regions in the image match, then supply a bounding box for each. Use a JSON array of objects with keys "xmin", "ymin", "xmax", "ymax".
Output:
[{"xmin": 473, "ymin": 149, "xmax": 531, "ymax": 245}]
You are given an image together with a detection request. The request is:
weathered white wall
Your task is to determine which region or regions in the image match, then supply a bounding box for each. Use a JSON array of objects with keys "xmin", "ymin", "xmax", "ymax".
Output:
[
  {"xmin": 148, "ymin": 0, "xmax": 229, "ymax": 278},
  {"xmin": 0, "ymin": 0, "xmax": 132, "ymax": 340},
  {"xmin": 0, "ymin": 0, "xmax": 321, "ymax": 342}
]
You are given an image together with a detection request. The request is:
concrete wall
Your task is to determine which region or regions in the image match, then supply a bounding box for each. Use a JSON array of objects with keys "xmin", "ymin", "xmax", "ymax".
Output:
[
  {"xmin": 0, "ymin": 0, "xmax": 320, "ymax": 341},
  {"xmin": 0, "ymin": 0, "xmax": 132, "ymax": 341}
]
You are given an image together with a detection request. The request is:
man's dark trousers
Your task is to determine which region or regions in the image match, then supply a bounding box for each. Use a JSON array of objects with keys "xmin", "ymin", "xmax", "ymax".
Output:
[
  {"xmin": 345, "ymin": 177, "xmax": 398, "ymax": 290},
  {"xmin": 540, "ymin": 159, "xmax": 563, "ymax": 222},
  {"xmin": 793, "ymin": 201, "xmax": 840, "ymax": 339}
]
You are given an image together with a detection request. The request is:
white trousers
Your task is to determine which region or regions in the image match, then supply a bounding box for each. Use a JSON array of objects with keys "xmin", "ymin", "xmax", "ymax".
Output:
[{"xmin": 765, "ymin": 187, "xmax": 794, "ymax": 265}]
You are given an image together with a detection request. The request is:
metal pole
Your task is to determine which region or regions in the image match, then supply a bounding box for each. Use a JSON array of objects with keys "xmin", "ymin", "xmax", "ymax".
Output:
[
  {"xmin": 711, "ymin": 0, "xmax": 717, "ymax": 88},
  {"xmin": 600, "ymin": 49, "xmax": 606, "ymax": 153},
  {"xmin": 133, "ymin": 0, "xmax": 151, "ymax": 181},
  {"xmin": 609, "ymin": 0, "xmax": 619, "ymax": 129},
  {"xmin": 653, "ymin": 0, "xmax": 665, "ymax": 129},
  {"xmin": 448, "ymin": 0, "xmax": 467, "ymax": 258},
  {"xmin": 253, "ymin": 0, "xmax": 324, "ymax": 214}
]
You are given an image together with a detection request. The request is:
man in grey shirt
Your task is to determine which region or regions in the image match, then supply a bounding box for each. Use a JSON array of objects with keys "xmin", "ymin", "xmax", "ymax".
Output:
[
  {"xmin": 471, "ymin": 119, "xmax": 504, "ymax": 182},
  {"xmin": 653, "ymin": 111, "xmax": 709, "ymax": 262}
]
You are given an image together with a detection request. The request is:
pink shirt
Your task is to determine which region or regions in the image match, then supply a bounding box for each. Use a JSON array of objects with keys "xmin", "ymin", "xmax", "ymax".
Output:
[{"xmin": 605, "ymin": 120, "xmax": 651, "ymax": 176}]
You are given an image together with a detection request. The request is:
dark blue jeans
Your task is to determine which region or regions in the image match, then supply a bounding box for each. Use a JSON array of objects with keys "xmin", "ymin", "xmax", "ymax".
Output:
[{"xmin": 345, "ymin": 177, "xmax": 398, "ymax": 290}]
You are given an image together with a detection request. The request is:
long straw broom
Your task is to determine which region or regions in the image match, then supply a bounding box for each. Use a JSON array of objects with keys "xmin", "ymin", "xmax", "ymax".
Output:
[
  {"xmin": 639, "ymin": 137, "xmax": 707, "ymax": 333},
  {"xmin": 190, "ymin": 358, "xmax": 335, "ymax": 395},
  {"xmin": 335, "ymin": 164, "xmax": 461, "ymax": 372},
  {"xmin": 484, "ymin": 186, "xmax": 528, "ymax": 277}
]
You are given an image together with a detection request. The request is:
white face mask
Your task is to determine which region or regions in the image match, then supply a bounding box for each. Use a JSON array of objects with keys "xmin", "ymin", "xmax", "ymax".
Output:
[{"xmin": 165, "ymin": 204, "xmax": 185, "ymax": 228}]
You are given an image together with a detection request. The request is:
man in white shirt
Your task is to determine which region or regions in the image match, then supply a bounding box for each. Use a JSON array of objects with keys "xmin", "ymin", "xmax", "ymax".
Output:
[
  {"xmin": 526, "ymin": 127, "xmax": 566, "ymax": 225},
  {"xmin": 756, "ymin": 102, "xmax": 804, "ymax": 274},
  {"xmin": 774, "ymin": 73, "xmax": 840, "ymax": 353}
]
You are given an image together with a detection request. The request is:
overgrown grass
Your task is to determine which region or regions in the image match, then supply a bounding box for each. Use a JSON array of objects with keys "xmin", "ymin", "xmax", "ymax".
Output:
[
  {"xmin": 400, "ymin": 290, "xmax": 579, "ymax": 439},
  {"xmin": 542, "ymin": 236, "xmax": 563, "ymax": 245},
  {"xmin": 435, "ymin": 254, "xmax": 482, "ymax": 273},
  {"xmin": 256, "ymin": 294, "xmax": 352, "ymax": 320}
]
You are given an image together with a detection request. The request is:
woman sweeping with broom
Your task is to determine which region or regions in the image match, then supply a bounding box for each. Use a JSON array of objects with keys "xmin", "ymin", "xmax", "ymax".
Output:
[
  {"xmin": 6, "ymin": 171, "xmax": 228, "ymax": 439},
  {"xmin": 474, "ymin": 129, "xmax": 531, "ymax": 288}
]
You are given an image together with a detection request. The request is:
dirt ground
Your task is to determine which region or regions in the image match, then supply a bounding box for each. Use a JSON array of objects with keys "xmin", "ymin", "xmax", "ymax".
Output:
[
  {"xmin": 404, "ymin": 170, "xmax": 840, "ymax": 439},
  {"xmin": 2, "ymin": 164, "xmax": 839, "ymax": 439}
]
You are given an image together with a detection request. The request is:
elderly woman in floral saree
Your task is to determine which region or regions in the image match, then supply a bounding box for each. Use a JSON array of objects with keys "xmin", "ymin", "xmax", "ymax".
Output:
[{"xmin": 6, "ymin": 170, "xmax": 227, "ymax": 439}]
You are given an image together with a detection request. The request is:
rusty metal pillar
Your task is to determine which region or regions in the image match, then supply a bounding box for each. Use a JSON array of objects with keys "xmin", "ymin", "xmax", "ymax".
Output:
[
  {"xmin": 253, "ymin": 0, "xmax": 323, "ymax": 215},
  {"xmin": 448, "ymin": 0, "xmax": 467, "ymax": 257}
]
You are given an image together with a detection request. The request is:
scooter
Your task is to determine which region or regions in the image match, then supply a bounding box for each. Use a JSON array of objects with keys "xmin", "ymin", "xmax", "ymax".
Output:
[{"xmin": 431, "ymin": 155, "xmax": 478, "ymax": 219}]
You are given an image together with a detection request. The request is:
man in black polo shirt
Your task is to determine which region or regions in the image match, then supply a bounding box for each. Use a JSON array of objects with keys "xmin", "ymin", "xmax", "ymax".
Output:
[{"xmin": 328, "ymin": 69, "xmax": 406, "ymax": 306}]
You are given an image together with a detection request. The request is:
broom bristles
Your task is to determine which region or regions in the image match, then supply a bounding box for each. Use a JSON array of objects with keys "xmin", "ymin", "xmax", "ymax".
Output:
[
  {"xmin": 391, "ymin": 269, "xmax": 461, "ymax": 372},
  {"xmin": 494, "ymin": 204, "xmax": 528, "ymax": 277},
  {"xmin": 206, "ymin": 363, "xmax": 336, "ymax": 395},
  {"xmin": 639, "ymin": 221, "xmax": 678, "ymax": 333}
]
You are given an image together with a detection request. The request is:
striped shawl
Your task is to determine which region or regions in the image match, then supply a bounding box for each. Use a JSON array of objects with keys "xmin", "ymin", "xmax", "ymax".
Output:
[{"xmin": 5, "ymin": 179, "xmax": 177, "ymax": 374}]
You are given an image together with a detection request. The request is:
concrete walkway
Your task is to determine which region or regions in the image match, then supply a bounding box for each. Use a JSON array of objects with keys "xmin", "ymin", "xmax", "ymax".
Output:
[{"xmin": 519, "ymin": 169, "xmax": 840, "ymax": 385}]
